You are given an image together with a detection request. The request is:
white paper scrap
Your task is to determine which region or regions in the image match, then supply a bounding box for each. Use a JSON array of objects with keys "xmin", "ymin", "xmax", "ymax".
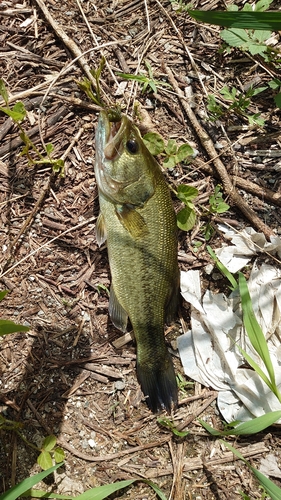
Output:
[{"xmin": 178, "ymin": 258, "xmax": 281, "ymax": 423}]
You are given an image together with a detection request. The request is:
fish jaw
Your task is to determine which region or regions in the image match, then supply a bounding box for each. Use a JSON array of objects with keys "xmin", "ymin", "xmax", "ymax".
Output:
[{"xmin": 94, "ymin": 111, "xmax": 155, "ymax": 207}]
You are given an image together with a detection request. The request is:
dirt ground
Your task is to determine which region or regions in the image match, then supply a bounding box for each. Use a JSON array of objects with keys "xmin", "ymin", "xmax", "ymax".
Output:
[{"xmin": 1, "ymin": 0, "xmax": 281, "ymax": 498}]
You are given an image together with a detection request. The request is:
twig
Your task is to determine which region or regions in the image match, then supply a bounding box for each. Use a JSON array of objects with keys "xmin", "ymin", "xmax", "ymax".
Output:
[
  {"xmin": 193, "ymin": 158, "xmax": 281, "ymax": 208},
  {"xmin": 58, "ymin": 436, "xmax": 171, "ymax": 462},
  {"xmin": 165, "ymin": 65, "xmax": 274, "ymax": 240},
  {"xmin": 34, "ymin": 0, "xmax": 96, "ymax": 88},
  {"xmin": 177, "ymin": 393, "xmax": 218, "ymax": 431}
]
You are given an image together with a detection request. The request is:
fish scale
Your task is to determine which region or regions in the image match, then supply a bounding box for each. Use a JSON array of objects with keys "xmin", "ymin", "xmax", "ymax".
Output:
[{"xmin": 95, "ymin": 111, "xmax": 179, "ymax": 412}]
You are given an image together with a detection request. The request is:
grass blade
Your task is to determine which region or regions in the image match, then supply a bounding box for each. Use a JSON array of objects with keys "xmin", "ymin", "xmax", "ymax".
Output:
[
  {"xmin": 188, "ymin": 11, "xmax": 281, "ymax": 31},
  {"xmin": 221, "ymin": 441, "xmax": 281, "ymax": 500},
  {"xmin": 239, "ymin": 272, "xmax": 279, "ymax": 393},
  {"xmin": 0, "ymin": 463, "xmax": 63, "ymax": 500},
  {"xmin": 207, "ymin": 246, "xmax": 238, "ymax": 289},
  {"xmin": 199, "ymin": 411, "xmax": 281, "ymax": 435}
]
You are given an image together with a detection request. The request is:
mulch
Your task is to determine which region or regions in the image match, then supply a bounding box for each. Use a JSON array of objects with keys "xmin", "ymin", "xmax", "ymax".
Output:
[{"xmin": 0, "ymin": 0, "xmax": 281, "ymax": 498}]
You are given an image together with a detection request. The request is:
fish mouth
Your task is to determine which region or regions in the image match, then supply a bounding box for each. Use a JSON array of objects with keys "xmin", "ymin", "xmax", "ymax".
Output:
[{"xmin": 99, "ymin": 111, "xmax": 128, "ymax": 160}]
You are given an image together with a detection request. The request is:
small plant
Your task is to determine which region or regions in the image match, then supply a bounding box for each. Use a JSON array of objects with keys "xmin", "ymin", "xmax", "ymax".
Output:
[
  {"xmin": 0, "ymin": 465, "xmax": 169, "ymax": 499},
  {"xmin": 37, "ymin": 435, "xmax": 65, "ymax": 470},
  {"xmin": 76, "ymin": 56, "xmax": 106, "ymax": 106},
  {"xmin": 176, "ymin": 184, "xmax": 198, "ymax": 232},
  {"xmin": 117, "ymin": 60, "xmax": 171, "ymax": 94},
  {"xmin": 268, "ymin": 78, "xmax": 281, "ymax": 108},
  {"xmin": 209, "ymin": 184, "xmax": 230, "ymax": 214},
  {"xmin": 220, "ymin": 0, "xmax": 278, "ymax": 60},
  {"xmin": 0, "ymin": 81, "xmax": 64, "ymax": 175},
  {"xmin": 143, "ymin": 131, "xmax": 194, "ymax": 169},
  {"xmin": 176, "ymin": 373, "xmax": 193, "ymax": 394},
  {"xmin": 157, "ymin": 416, "xmax": 189, "ymax": 438},
  {"xmin": 207, "ymin": 85, "xmax": 266, "ymax": 126}
]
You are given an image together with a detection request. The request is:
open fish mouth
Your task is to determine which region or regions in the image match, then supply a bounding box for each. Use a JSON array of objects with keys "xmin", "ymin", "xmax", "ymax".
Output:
[{"xmin": 100, "ymin": 111, "xmax": 128, "ymax": 160}]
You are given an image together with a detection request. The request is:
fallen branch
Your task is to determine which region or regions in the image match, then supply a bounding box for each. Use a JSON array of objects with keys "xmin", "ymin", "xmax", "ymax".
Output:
[{"xmin": 164, "ymin": 65, "xmax": 274, "ymax": 240}]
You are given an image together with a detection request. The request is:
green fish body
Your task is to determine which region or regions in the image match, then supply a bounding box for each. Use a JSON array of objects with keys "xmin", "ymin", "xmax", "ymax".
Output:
[{"xmin": 95, "ymin": 111, "xmax": 179, "ymax": 412}]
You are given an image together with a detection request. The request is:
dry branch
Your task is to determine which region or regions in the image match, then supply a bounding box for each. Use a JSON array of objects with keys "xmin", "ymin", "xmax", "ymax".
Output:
[{"xmin": 165, "ymin": 65, "xmax": 275, "ymax": 240}]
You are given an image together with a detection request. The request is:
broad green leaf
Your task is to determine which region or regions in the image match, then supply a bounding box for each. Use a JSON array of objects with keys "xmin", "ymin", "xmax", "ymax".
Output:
[
  {"xmin": 214, "ymin": 201, "xmax": 230, "ymax": 213},
  {"xmin": 143, "ymin": 132, "xmax": 164, "ymax": 155},
  {"xmin": 188, "ymin": 10, "xmax": 281, "ymax": 31},
  {"xmin": 165, "ymin": 139, "xmax": 177, "ymax": 155},
  {"xmin": 0, "ymin": 79, "xmax": 9, "ymax": 104},
  {"xmin": 45, "ymin": 143, "xmax": 54, "ymax": 155},
  {"xmin": 37, "ymin": 450, "xmax": 53, "ymax": 470},
  {"xmin": 176, "ymin": 184, "xmax": 198, "ymax": 203},
  {"xmin": 0, "ymin": 101, "xmax": 26, "ymax": 122},
  {"xmin": 269, "ymin": 79, "xmax": 281, "ymax": 90},
  {"xmin": 177, "ymin": 206, "xmax": 196, "ymax": 231},
  {"xmin": 0, "ymin": 320, "xmax": 29, "ymax": 336},
  {"xmin": 254, "ymin": 0, "xmax": 274, "ymax": 11},
  {"xmin": 163, "ymin": 156, "xmax": 177, "ymax": 169},
  {"xmin": 0, "ymin": 290, "xmax": 9, "ymax": 301},
  {"xmin": 42, "ymin": 435, "xmax": 57, "ymax": 452},
  {"xmin": 0, "ymin": 463, "xmax": 63, "ymax": 500},
  {"xmin": 176, "ymin": 144, "xmax": 194, "ymax": 162},
  {"xmin": 54, "ymin": 447, "xmax": 65, "ymax": 463}
]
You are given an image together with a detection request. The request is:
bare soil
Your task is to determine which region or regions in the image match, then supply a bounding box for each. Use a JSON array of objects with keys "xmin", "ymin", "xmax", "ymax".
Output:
[{"xmin": 1, "ymin": 0, "xmax": 281, "ymax": 499}]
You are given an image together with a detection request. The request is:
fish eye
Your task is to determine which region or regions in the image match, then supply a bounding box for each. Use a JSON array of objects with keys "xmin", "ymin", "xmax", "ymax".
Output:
[{"xmin": 126, "ymin": 139, "xmax": 139, "ymax": 154}]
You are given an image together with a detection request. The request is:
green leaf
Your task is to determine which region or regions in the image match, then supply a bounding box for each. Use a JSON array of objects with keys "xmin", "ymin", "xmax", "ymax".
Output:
[
  {"xmin": 0, "ymin": 79, "xmax": 9, "ymax": 105},
  {"xmin": 176, "ymin": 184, "xmax": 198, "ymax": 204},
  {"xmin": 239, "ymin": 273, "xmax": 277, "ymax": 388},
  {"xmin": 165, "ymin": 139, "xmax": 177, "ymax": 155},
  {"xmin": 163, "ymin": 156, "xmax": 177, "ymax": 169},
  {"xmin": 74, "ymin": 480, "xmax": 138, "ymax": 500},
  {"xmin": 221, "ymin": 441, "xmax": 281, "ymax": 500},
  {"xmin": 0, "ymin": 320, "xmax": 29, "ymax": 336},
  {"xmin": 42, "ymin": 435, "xmax": 57, "ymax": 452},
  {"xmin": 188, "ymin": 10, "xmax": 281, "ymax": 31},
  {"xmin": 269, "ymin": 79, "xmax": 281, "ymax": 90},
  {"xmin": 45, "ymin": 143, "xmax": 54, "ymax": 155},
  {"xmin": 54, "ymin": 447, "xmax": 65, "ymax": 463},
  {"xmin": 200, "ymin": 411, "xmax": 281, "ymax": 436},
  {"xmin": 37, "ymin": 450, "xmax": 53, "ymax": 470},
  {"xmin": 274, "ymin": 92, "xmax": 281, "ymax": 108},
  {"xmin": 207, "ymin": 246, "xmax": 238, "ymax": 289},
  {"xmin": 143, "ymin": 132, "xmax": 165, "ymax": 155},
  {"xmin": 0, "ymin": 463, "xmax": 63, "ymax": 500},
  {"xmin": 0, "ymin": 101, "xmax": 26, "ymax": 122},
  {"xmin": 177, "ymin": 206, "xmax": 196, "ymax": 231},
  {"xmin": 176, "ymin": 143, "xmax": 193, "ymax": 162},
  {"xmin": 0, "ymin": 290, "xmax": 9, "ymax": 301},
  {"xmin": 157, "ymin": 417, "xmax": 189, "ymax": 437}
]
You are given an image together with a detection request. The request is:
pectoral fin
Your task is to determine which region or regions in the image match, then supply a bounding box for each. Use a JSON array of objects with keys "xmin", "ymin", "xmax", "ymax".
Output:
[
  {"xmin": 95, "ymin": 213, "xmax": 107, "ymax": 246},
  {"xmin": 115, "ymin": 205, "xmax": 148, "ymax": 239},
  {"xmin": 109, "ymin": 285, "xmax": 128, "ymax": 333}
]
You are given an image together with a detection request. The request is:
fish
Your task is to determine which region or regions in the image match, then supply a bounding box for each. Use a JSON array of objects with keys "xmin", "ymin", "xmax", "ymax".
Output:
[{"xmin": 94, "ymin": 110, "xmax": 179, "ymax": 412}]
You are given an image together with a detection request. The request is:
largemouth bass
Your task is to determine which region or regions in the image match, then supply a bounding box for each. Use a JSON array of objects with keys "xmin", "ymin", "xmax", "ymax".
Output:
[{"xmin": 94, "ymin": 110, "xmax": 179, "ymax": 412}]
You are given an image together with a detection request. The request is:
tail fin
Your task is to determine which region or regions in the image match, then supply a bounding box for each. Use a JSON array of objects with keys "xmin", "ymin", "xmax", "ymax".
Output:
[{"xmin": 137, "ymin": 353, "xmax": 178, "ymax": 413}]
